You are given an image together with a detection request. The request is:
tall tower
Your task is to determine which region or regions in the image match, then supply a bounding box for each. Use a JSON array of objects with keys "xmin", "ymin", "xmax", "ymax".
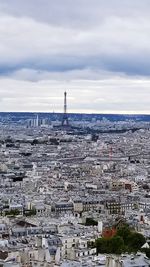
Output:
[{"xmin": 62, "ymin": 91, "xmax": 69, "ymax": 126}]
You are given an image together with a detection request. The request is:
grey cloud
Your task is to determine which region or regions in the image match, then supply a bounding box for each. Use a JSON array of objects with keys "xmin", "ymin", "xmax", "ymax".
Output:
[
  {"xmin": 0, "ymin": 0, "xmax": 150, "ymax": 112},
  {"xmin": 0, "ymin": 11, "xmax": 150, "ymax": 77},
  {"xmin": 0, "ymin": 0, "xmax": 150, "ymax": 27}
]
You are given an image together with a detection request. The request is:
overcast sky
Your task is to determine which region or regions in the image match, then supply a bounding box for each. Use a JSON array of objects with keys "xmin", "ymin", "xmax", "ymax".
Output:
[{"xmin": 0, "ymin": 0, "xmax": 150, "ymax": 113}]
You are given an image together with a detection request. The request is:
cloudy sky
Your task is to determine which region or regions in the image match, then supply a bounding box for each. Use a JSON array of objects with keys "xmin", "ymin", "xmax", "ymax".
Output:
[{"xmin": 0, "ymin": 0, "xmax": 150, "ymax": 113}]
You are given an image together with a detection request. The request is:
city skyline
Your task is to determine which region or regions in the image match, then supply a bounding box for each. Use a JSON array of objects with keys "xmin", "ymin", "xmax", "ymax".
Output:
[{"xmin": 0, "ymin": 0, "xmax": 150, "ymax": 114}]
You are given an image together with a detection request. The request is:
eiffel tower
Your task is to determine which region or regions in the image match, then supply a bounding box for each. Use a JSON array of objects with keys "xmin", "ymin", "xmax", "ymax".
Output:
[{"xmin": 62, "ymin": 91, "xmax": 69, "ymax": 126}]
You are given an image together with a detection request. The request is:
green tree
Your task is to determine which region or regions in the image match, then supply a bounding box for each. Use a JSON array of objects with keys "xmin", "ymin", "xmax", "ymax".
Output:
[
  {"xmin": 96, "ymin": 236, "xmax": 124, "ymax": 254},
  {"xmin": 141, "ymin": 248, "xmax": 150, "ymax": 258},
  {"xmin": 5, "ymin": 209, "xmax": 20, "ymax": 216},
  {"xmin": 95, "ymin": 226, "xmax": 146, "ymax": 255},
  {"xmin": 128, "ymin": 232, "xmax": 146, "ymax": 251},
  {"xmin": 108, "ymin": 236, "xmax": 124, "ymax": 254},
  {"xmin": 116, "ymin": 225, "xmax": 131, "ymax": 245},
  {"xmin": 25, "ymin": 208, "xmax": 36, "ymax": 216},
  {"xmin": 95, "ymin": 238, "xmax": 109, "ymax": 254},
  {"xmin": 85, "ymin": 218, "xmax": 98, "ymax": 226}
]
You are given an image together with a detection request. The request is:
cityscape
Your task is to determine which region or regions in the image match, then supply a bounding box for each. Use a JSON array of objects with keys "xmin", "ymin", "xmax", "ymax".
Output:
[
  {"xmin": 0, "ymin": 92, "xmax": 149, "ymax": 266},
  {"xmin": 0, "ymin": 0, "xmax": 150, "ymax": 267}
]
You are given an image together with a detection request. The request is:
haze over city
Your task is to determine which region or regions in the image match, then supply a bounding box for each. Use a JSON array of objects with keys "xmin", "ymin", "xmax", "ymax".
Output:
[{"xmin": 0, "ymin": 0, "xmax": 150, "ymax": 114}]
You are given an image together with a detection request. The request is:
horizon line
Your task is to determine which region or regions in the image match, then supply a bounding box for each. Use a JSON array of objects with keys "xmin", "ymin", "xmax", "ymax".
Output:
[{"xmin": 0, "ymin": 111, "xmax": 150, "ymax": 116}]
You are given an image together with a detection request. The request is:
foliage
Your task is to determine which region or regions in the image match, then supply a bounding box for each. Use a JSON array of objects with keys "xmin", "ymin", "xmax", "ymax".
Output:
[
  {"xmin": 85, "ymin": 217, "xmax": 98, "ymax": 226},
  {"xmin": 96, "ymin": 236, "xmax": 124, "ymax": 254},
  {"xmin": 141, "ymin": 248, "xmax": 150, "ymax": 258},
  {"xmin": 5, "ymin": 209, "xmax": 20, "ymax": 216},
  {"xmin": 109, "ymin": 236, "xmax": 124, "ymax": 254},
  {"xmin": 127, "ymin": 232, "xmax": 146, "ymax": 251},
  {"xmin": 116, "ymin": 225, "xmax": 131, "ymax": 245},
  {"xmin": 25, "ymin": 209, "xmax": 36, "ymax": 216},
  {"xmin": 95, "ymin": 225, "xmax": 146, "ymax": 255},
  {"xmin": 95, "ymin": 238, "xmax": 109, "ymax": 254}
]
